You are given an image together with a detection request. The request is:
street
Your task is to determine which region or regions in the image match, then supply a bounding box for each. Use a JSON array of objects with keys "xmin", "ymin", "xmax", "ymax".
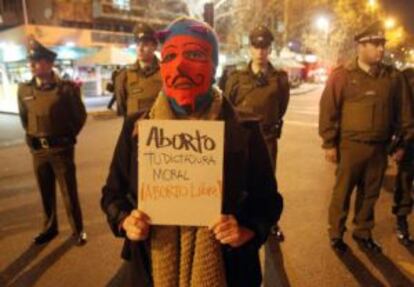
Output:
[{"xmin": 1, "ymin": 86, "xmax": 414, "ymax": 286}]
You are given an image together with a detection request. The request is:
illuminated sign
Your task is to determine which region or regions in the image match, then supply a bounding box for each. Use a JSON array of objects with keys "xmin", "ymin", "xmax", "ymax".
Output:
[{"xmin": 92, "ymin": 0, "xmax": 187, "ymax": 25}]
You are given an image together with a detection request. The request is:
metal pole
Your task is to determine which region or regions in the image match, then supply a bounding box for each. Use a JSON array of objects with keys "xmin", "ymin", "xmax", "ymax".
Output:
[{"xmin": 22, "ymin": 0, "xmax": 29, "ymax": 25}]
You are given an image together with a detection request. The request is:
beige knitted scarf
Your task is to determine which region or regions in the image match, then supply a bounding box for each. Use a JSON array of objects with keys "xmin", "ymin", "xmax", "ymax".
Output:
[{"xmin": 147, "ymin": 90, "xmax": 227, "ymax": 287}]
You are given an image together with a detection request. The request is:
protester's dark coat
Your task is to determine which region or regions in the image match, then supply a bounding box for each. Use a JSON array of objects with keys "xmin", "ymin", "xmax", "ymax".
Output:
[{"xmin": 101, "ymin": 98, "xmax": 283, "ymax": 287}]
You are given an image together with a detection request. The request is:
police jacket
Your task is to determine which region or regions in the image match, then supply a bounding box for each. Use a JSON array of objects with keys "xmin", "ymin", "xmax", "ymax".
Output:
[
  {"xmin": 223, "ymin": 62, "xmax": 290, "ymax": 139},
  {"xmin": 114, "ymin": 57, "xmax": 162, "ymax": 117},
  {"xmin": 17, "ymin": 74, "xmax": 86, "ymax": 142},
  {"xmin": 319, "ymin": 59, "xmax": 414, "ymax": 149}
]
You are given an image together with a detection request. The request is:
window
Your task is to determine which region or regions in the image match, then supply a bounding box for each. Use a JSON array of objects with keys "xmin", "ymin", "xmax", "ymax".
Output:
[{"xmin": 113, "ymin": 0, "xmax": 130, "ymax": 11}]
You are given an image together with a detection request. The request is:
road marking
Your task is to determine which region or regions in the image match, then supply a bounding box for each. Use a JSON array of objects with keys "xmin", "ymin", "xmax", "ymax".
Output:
[
  {"xmin": 398, "ymin": 261, "xmax": 414, "ymax": 276},
  {"xmin": 285, "ymin": 120, "xmax": 318, "ymax": 128}
]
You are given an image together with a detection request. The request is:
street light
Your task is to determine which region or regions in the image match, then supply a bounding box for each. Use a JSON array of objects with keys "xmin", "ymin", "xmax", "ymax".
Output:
[
  {"xmin": 367, "ymin": 0, "xmax": 378, "ymax": 10},
  {"xmin": 384, "ymin": 17, "xmax": 396, "ymax": 30},
  {"xmin": 315, "ymin": 16, "xmax": 330, "ymax": 34}
]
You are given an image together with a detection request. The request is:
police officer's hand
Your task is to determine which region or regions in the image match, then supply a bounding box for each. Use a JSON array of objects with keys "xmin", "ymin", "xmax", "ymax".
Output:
[
  {"xmin": 392, "ymin": 148, "xmax": 405, "ymax": 162},
  {"xmin": 121, "ymin": 210, "xmax": 151, "ymax": 241},
  {"xmin": 210, "ymin": 215, "xmax": 255, "ymax": 248},
  {"xmin": 325, "ymin": 148, "xmax": 338, "ymax": 163}
]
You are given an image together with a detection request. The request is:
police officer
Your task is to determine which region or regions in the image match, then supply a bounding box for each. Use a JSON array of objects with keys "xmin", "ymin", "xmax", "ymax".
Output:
[
  {"xmin": 391, "ymin": 68, "xmax": 414, "ymax": 246},
  {"xmin": 18, "ymin": 39, "xmax": 87, "ymax": 246},
  {"xmin": 319, "ymin": 22, "xmax": 414, "ymax": 253},
  {"xmin": 223, "ymin": 25, "xmax": 290, "ymax": 240},
  {"xmin": 106, "ymin": 65, "xmax": 121, "ymax": 112},
  {"xmin": 115, "ymin": 23, "xmax": 162, "ymax": 117}
]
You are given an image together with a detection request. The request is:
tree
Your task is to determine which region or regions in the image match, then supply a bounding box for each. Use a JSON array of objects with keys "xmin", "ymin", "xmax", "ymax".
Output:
[
  {"xmin": 301, "ymin": 0, "xmax": 408, "ymax": 66},
  {"xmin": 301, "ymin": 0, "xmax": 385, "ymax": 66}
]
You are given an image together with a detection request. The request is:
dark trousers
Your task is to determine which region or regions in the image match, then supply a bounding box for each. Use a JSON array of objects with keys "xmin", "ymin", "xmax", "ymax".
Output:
[
  {"xmin": 32, "ymin": 146, "xmax": 84, "ymax": 234},
  {"xmin": 393, "ymin": 147, "xmax": 414, "ymax": 216},
  {"xmin": 264, "ymin": 137, "xmax": 278, "ymax": 173},
  {"xmin": 329, "ymin": 140, "xmax": 387, "ymax": 239},
  {"xmin": 107, "ymin": 94, "xmax": 116, "ymax": 109}
]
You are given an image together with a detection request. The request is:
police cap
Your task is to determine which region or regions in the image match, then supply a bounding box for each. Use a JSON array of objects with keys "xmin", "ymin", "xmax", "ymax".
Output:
[
  {"xmin": 354, "ymin": 21, "xmax": 386, "ymax": 43},
  {"xmin": 133, "ymin": 23, "xmax": 158, "ymax": 44},
  {"xmin": 28, "ymin": 38, "xmax": 57, "ymax": 62},
  {"xmin": 249, "ymin": 25, "xmax": 274, "ymax": 48}
]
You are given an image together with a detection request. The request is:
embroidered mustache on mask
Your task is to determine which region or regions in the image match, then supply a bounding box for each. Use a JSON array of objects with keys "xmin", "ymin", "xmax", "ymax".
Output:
[{"xmin": 164, "ymin": 67, "xmax": 205, "ymax": 89}]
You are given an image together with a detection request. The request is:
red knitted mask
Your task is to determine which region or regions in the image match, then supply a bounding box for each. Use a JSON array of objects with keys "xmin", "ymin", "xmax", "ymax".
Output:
[{"xmin": 160, "ymin": 35, "xmax": 214, "ymax": 110}]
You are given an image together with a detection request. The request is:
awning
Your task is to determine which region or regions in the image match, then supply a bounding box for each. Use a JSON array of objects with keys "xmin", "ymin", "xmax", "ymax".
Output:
[{"xmin": 76, "ymin": 46, "xmax": 135, "ymax": 66}]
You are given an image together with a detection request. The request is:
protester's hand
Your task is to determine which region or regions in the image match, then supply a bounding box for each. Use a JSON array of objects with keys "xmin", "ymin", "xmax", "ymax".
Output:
[
  {"xmin": 325, "ymin": 148, "xmax": 338, "ymax": 163},
  {"xmin": 392, "ymin": 148, "xmax": 405, "ymax": 162},
  {"xmin": 121, "ymin": 210, "xmax": 151, "ymax": 241},
  {"xmin": 210, "ymin": 215, "xmax": 255, "ymax": 248}
]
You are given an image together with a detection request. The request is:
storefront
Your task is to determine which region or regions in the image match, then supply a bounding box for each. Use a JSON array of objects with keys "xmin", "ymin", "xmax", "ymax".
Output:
[{"xmin": 0, "ymin": 24, "xmax": 136, "ymax": 113}]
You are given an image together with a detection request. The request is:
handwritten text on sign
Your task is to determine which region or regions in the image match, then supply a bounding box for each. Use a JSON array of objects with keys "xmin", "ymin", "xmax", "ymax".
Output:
[{"xmin": 138, "ymin": 120, "xmax": 224, "ymax": 226}]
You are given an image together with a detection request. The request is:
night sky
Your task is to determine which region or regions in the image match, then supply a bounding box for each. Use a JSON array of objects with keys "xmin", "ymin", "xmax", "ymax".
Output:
[{"xmin": 380, "ymin": 0, "xmax": 414, "ymax": 34}]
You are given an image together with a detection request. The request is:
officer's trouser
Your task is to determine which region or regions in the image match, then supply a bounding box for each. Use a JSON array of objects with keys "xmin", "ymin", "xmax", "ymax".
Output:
[
  {"xmin": 329, "ymin": 140, "xmax": 387, "ymax": 239},
  {"xmin": 264, "ymin": 137, "xmax": 278, "ymax": 173},
  {"xmin": 393, "ymin": 147, "xmax": 414, "ymax": 216},
  {"xmin": 32, "ymin": 146, "xmax": 83, "ymax": 234}
]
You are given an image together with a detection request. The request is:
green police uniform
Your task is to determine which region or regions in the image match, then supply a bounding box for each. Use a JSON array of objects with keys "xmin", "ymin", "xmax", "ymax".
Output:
[
  {"xmin": 115, "ymin": 23, "xmax": 162, "ymax": 117},
  {"xmin": 115, "ymin": 59, "xmax": 162, "ymax": 116},
  {"xmin": 319, "ymin": 57, "xmax": 414, "ymax": 240},
  {"xmin": 223, "ymin": 26, "xmax": 290, "ymax": 172},
  {"xmin": 18, "ymin": 39, "xmax": 87, "ymax": 243}
]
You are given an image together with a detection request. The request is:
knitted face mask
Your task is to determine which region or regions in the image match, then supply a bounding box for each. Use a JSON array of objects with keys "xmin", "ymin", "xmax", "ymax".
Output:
[{"xmin": 160, "ymin": 35, "xmax": 214, "ymax": 112}]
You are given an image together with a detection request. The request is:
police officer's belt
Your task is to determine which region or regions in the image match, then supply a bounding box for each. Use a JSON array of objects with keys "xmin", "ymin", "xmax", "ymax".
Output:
[
  {"xmin": 28, "ymin": 136, "xmax": 75, "ymax": 150},
  {"xmin": 262, "ymin": 123, "xmax": 281, "ymax": 134}
]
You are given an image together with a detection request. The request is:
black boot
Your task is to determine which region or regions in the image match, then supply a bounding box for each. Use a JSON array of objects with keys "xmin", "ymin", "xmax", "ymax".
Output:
[
  {"xmin": 330, "ymin": 238, "xmax": 348, "ymax": 254},
  {"xmin": 34, "ymin": 229, "xmax": 58, "ymax": 245},
  {"xmin": 352, "ymin": 235, "xmax": 382, "ymax": 253},
  {"xmin": 396, "ymin": 216, "xmax": 414, "ymax": 246}
]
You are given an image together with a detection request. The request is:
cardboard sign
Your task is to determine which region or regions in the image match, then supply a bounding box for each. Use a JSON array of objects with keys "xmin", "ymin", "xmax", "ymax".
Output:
[{"xmin": 137, "ymin": 120, "xmax": 224, "ymax": 226}]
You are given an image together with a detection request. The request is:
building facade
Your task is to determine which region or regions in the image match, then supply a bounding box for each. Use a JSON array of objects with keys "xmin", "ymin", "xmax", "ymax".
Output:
[{"xmin": 0, "ymin": 0, "xmax": 188, "ymax": 112}]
